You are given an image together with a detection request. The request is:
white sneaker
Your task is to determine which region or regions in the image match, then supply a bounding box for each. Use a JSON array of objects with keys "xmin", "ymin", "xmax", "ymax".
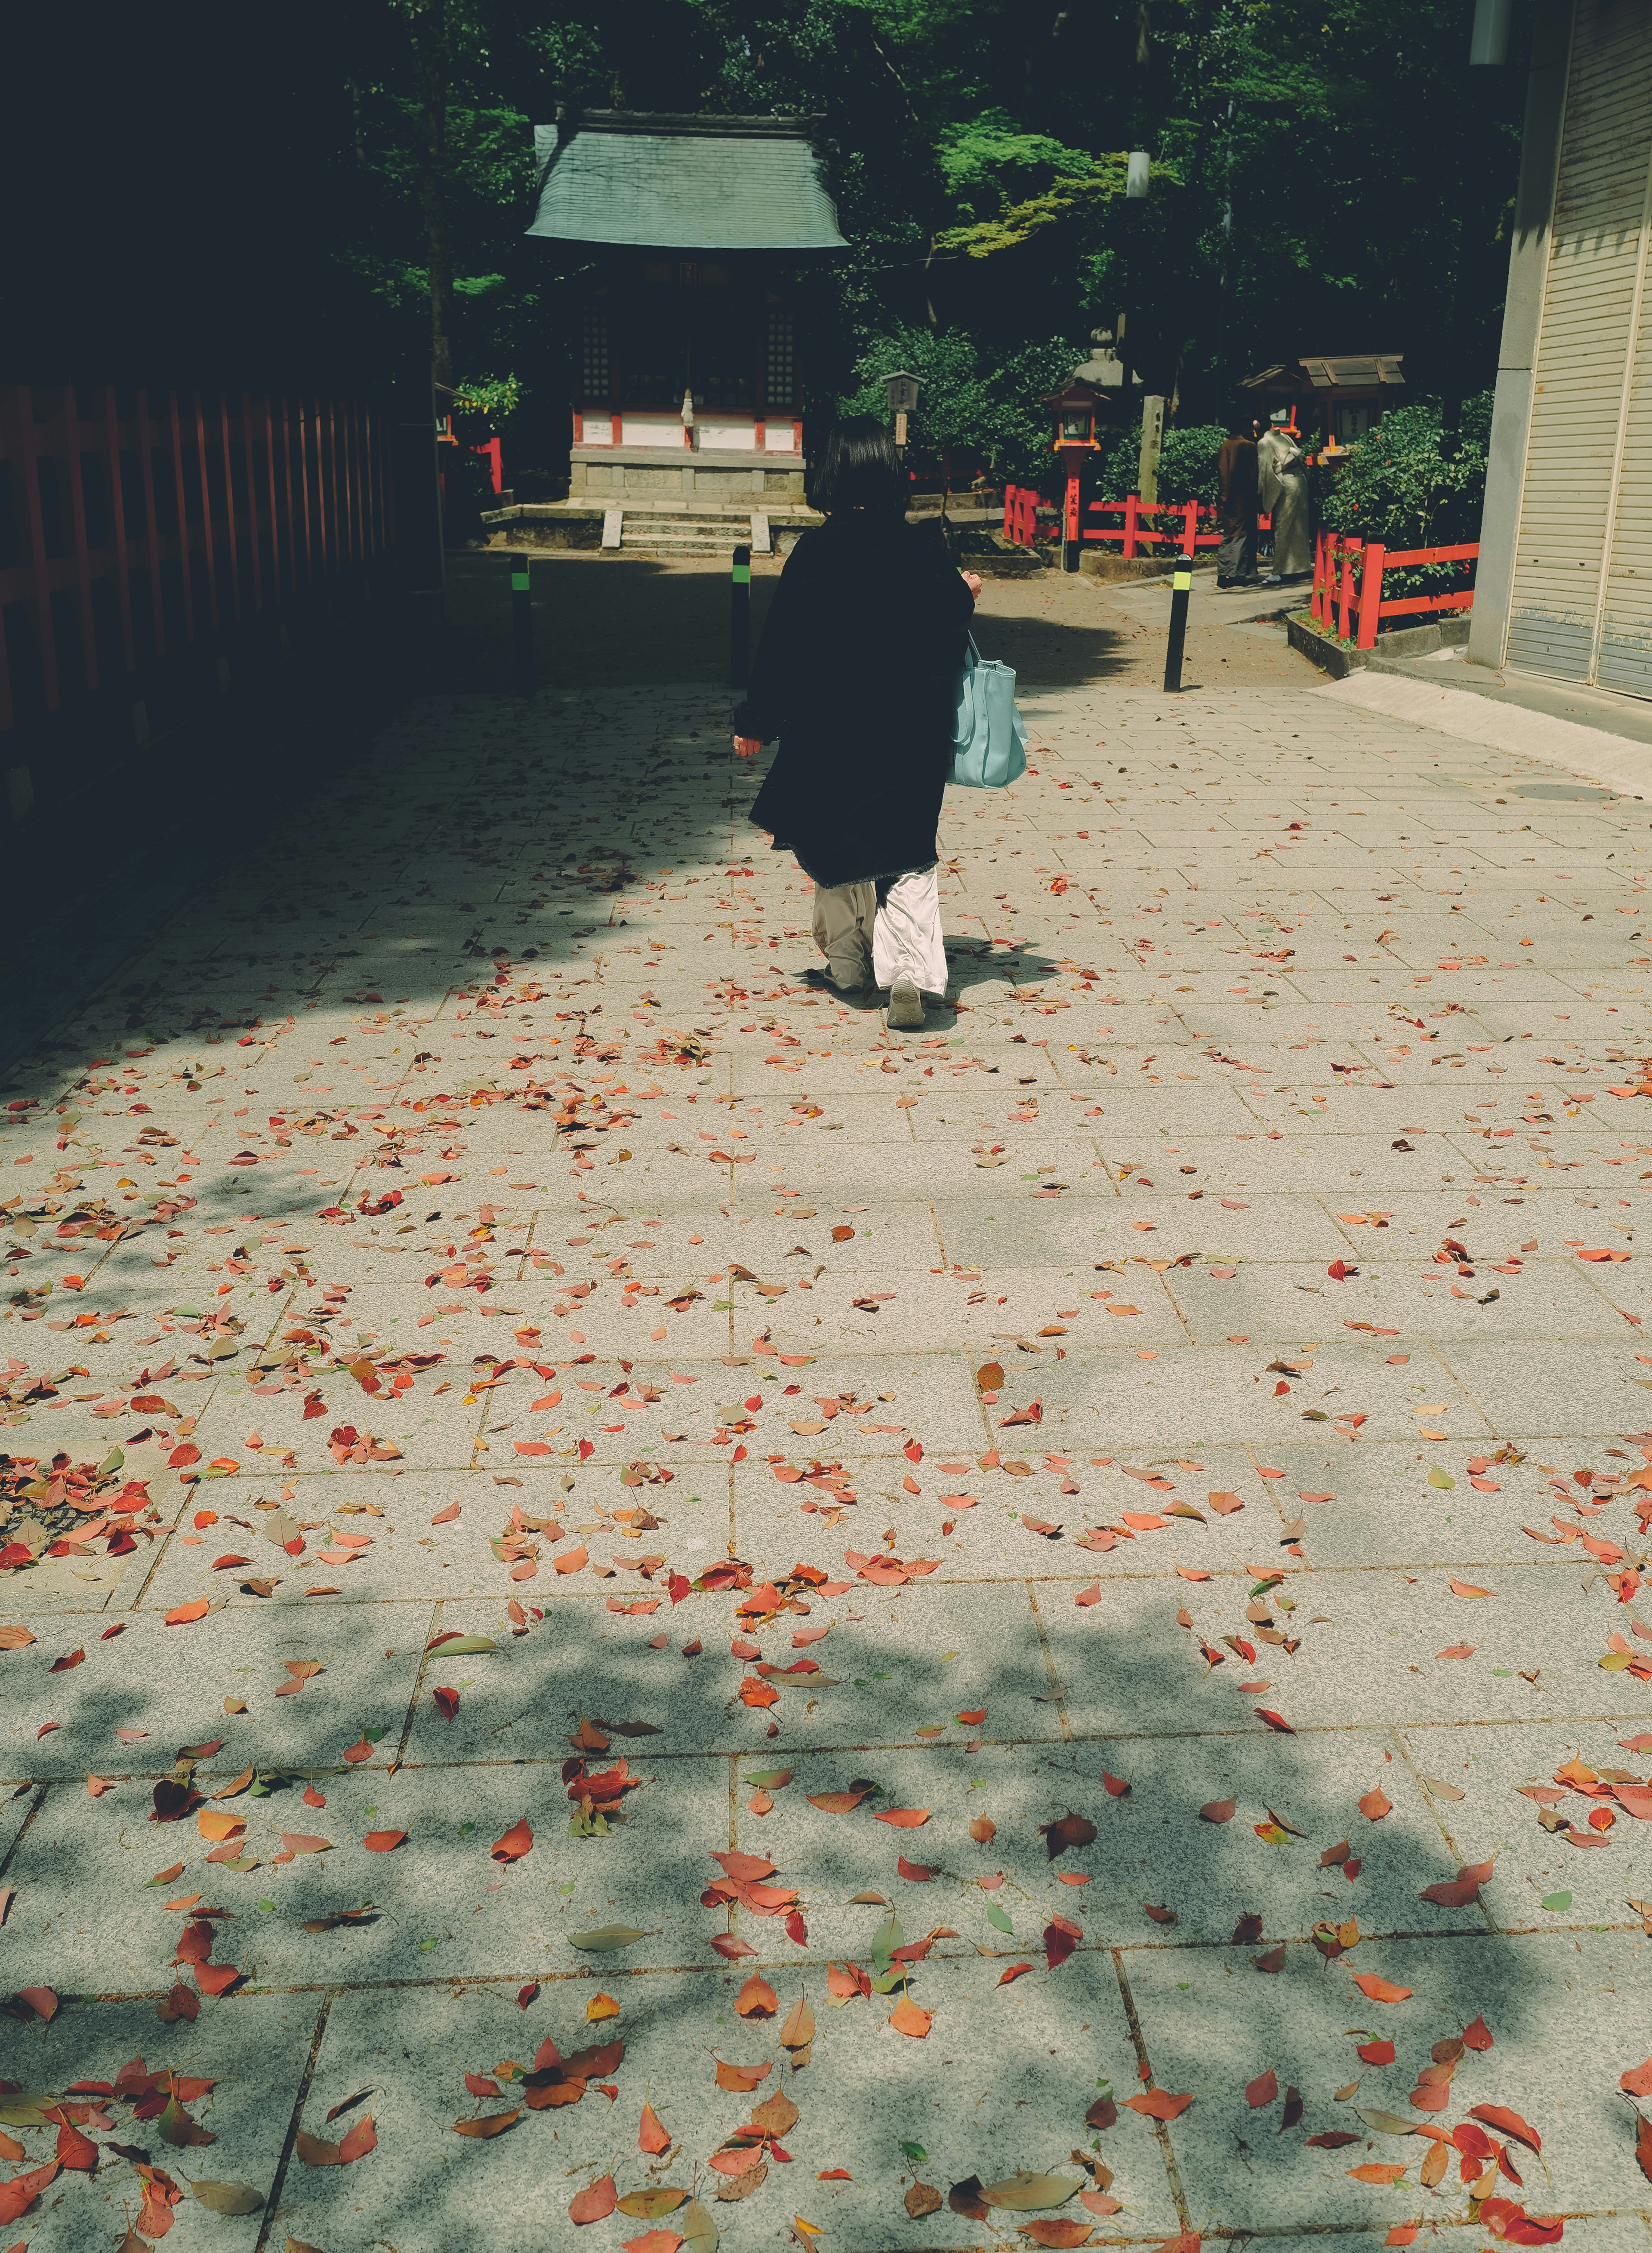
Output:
[{"xmin": 887, "ymin": 979, "xmax": 924, "ymax": 1029}]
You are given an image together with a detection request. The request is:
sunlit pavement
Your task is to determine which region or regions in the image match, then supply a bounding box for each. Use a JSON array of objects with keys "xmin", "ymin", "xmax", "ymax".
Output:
[{"xmin": 4, "ymin": 674, "xmax": 1652, "ymax": 2247}]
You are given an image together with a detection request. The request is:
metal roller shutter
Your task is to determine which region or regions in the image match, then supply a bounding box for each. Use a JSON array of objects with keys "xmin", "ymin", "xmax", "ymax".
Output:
[
  {"xmin": 1599, "ymin": 161, "xmax": 1652, "ymax": 692},
  {"xmin": 1506, "ymin": 0, "xmax": 1652, "ymax": 685}
]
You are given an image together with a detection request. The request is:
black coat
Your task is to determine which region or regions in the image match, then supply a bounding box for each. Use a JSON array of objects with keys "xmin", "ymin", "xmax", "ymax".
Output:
[{"xmin": 733, "ymin": 510, "xmax": 975, "ymax": 889}]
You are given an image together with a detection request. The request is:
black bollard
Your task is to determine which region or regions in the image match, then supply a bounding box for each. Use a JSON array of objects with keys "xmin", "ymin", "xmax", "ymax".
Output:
[
  {"xmin": 511, "ymin": 551, "xmax": 534, "ymax": 695},
  {"xmin": 1162, "ymin": 553, "xmax": 1192, "ymax": 694},
  {"xmin": 730, "ymin": 543, "xmax": 751, "ymax": 690}
]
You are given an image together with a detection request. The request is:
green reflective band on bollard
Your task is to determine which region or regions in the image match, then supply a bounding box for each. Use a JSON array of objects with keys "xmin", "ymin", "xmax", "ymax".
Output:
[
  {"xmin": 730, "ymin": 542, "xmax": 752, "ymax": 688},
  {"xmin": 1173, "ymin": 571, "xmax": 1192, "ymax": 591},
  {"xmin": 509, "ymin": 552, "xmax": 534, "ymax": 696}
]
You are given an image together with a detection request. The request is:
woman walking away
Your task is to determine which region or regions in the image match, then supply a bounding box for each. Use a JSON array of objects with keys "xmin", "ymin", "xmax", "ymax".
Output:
[{"xmin": 731, "ymin": 417, "xmax": 980, "ymax": 1031}]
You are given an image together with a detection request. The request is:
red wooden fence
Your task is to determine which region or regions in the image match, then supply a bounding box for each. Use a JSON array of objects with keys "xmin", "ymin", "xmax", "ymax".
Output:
[
  {"xmin": 1002, "ymin": 485, "xmax": 1045, "ymax": 546},
  {"xmin": 1002, "ymin": 487, "xmax": 1274, "ymax": 558},
  {"xmin": 1086, "ymin": 497, "xmax": 1224, "ymax": 555},
  {"xmin": 1310, "ymin": 530, "xmax": 1478, "ymax": 649},
  {"xmin": 0, "ymin": 386, "xmax": 392, "ymax": 737}
]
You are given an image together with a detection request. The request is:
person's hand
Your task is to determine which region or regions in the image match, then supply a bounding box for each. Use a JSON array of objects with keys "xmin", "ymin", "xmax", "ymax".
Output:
[
  {"xmin": 961, "ymin": 570, "xmax": 983, "ymax": 600},
  {"xmin": 733, "ymin": 735, "xmax": 763, "ymax": 759}
]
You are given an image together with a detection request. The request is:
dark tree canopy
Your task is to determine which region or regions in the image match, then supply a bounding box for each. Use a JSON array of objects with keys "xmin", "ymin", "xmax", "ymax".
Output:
[{"xmin": 5, "ymin": 0, "xmax": 1527, "ymax": 450}]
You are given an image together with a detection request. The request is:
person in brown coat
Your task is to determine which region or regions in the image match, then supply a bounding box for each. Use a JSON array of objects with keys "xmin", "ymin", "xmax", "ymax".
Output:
[{"xmin": 1216, "ymin": 417, "xmax": 1260, "ymax": 588}]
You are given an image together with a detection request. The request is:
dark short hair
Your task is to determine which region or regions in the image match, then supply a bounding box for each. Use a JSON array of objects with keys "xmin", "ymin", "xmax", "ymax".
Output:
[{"xmin": 810, "ymin": 416, "xmax": 904, "ymax": 515}]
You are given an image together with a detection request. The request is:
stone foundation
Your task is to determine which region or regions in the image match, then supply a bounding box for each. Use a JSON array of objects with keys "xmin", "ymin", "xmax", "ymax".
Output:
[{"xmin": 568, "ymin": 444, "xmax": 808, "ymax": 505}]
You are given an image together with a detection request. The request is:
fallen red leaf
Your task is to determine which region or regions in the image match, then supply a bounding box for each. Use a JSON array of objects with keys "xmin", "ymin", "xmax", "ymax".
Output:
[
  {"xmin": 492, "ymin": 1818, "xmax": 533, "ymax": 1862},
  {"xmin": 0, "ymin": 2159, "xmax": 60, "ymax": 2225},
  {"xmin": 1125, "ymin": 2090, "xmax": 1193, "ymax": 2120},
  {"xmin": 1470, "ymin": 2104, "xmax": 1541, "ymax": 2154},
  {"xmin": 735, "ymin": 1974, "xmax": 777, "ymax": 2018},
  {"xmin": 570, "ymin": 2173, "xmax": 617, "ymax": 2224},
  {"xmin": 1351, "ymin": 1973, "xmax": 1414, "ymax": 2003},
  {"xmin": 1419, "ymin": 1859, "xmax": 1493, "ymax": 1908}
]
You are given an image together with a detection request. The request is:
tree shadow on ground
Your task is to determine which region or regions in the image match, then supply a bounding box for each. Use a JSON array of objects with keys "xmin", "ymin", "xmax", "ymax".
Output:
[
  {"xmin": 0, "ymin": 1578, "xmax": 1599, "ymax": 2247},
  {"xmin": 444, "ymin": 550, "xmax": 783, "ymax": 692}
]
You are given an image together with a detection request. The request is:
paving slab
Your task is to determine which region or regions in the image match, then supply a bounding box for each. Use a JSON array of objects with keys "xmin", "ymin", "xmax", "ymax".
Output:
[
  {"xmin": 0, "ymin": 1992, "xmax": 321, "ymax": 2250},
  {"xmin": 10, "ymin": 663, "xmax": 1652, "ymax": 2233}
]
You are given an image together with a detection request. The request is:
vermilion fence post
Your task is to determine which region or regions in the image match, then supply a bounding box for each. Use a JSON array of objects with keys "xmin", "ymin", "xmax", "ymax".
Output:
[
  {"xmin": 104, "ymin": 387, "xmax": 136, "ymax": 672},
  {"xmin": 1325, "ymin": 543, "xmax": 1352, "ymax": 649},
  {"xmin": 240, "ymin": 391, "xmax": 262, "ymax": 611},
  {"xmin": 1122, "ymin": 493, "xmax": 1138, "ymax": 559},
  {"xmin": 167, "ymin": 390, "xmax": 196, "ymax": 641},
  {"xmin": 1357, "ymin": 545, "xmax": 1385, "ymax": 648},
  {"xmin": 1338, "ymin": 537, "xmax": 1361, "ymax": 642},
  {"xmin": 218, "ymin": 392, "xmax": 240, "ymax": 622},
  {"xmin": 137, "ymin": 388, "xmax": 166, "ymax": 656},
  {"xmin": 1184, "ymin": 496, "xmax": 1197, "ymax": 553},
  {"xmin": 297, "ymin": 395, "xmax": 314, "ymax": 585},
  {"xmin": 192, "ymin": 391, "xmax": 219, "ymax": 632},
  {"xmin": 15, "ymin": 390, "xmax": 61, "ymax": 711},
  {"xmin": 62, "ymin": 388, "xmax": 100, "ymax": 694}
]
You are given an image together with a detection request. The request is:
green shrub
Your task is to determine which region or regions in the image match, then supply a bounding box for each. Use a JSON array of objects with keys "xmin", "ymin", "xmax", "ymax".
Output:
[
  {"xmin": 1316, "ymin": 394, "xmax": 1491, "ymax": 604},
  {"xmin": 837, "ymin": 326, "xmax": 1079, "ymax": 488},
  {"xmin": 1094, "ymin": 419, "xmax": 1227, "ymax": 507}
]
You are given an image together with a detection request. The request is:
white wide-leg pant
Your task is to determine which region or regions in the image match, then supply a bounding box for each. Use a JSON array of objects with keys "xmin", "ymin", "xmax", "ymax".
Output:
[{"xmin": 811, "ymin": 866, "xmax": 946, "ymax": 994}]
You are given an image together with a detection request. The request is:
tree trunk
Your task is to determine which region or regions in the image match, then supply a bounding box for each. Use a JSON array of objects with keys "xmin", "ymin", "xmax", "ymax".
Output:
[{"xmin": 414, "ymin": 0, "xmax": 453, "ymax": 392}]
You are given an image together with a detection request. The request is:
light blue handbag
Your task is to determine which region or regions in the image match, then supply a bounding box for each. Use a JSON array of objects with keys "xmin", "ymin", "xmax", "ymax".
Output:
[{"xmin": 950, "ymin": 633, "xmax": 1028, "ymax": 789}]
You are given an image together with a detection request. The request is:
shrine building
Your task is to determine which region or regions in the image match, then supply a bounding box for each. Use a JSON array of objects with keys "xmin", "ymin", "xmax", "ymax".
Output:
[{"xmin": 526, "ymin": 110, "xmax": 847, "ymax": 518}]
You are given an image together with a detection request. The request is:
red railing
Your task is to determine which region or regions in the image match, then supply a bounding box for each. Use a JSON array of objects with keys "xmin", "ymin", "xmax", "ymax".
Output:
[
  {"xmin": 1002, "ymin": 485, "xmax": 1045, "ymax": 547},
  {"xmin": 0, "ymin": 385, "xmax": 392, "ymax": 737},
  {"xmin": 1085, "ymin": 496, "xmax": 1276, "ymax": 555},
  {"xmin": 1310, "ymin": 530, "xmax": 1478, "ymax": 649},
  {"xmin": 1086, "ymin": 496, "xmax": 1222, "ymax": 555},
  {"xmin": 439, "ymin": 426, "xmax": 504, "ymax": 495}
]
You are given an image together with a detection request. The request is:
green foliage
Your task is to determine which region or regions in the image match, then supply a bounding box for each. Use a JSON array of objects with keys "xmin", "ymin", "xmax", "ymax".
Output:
[
  {"xmin": 1317, "ymin": 394, "xmax": 1493, "ymax": 598},
  {"xmin": 193, "ymin": 0, "xmax": 1520, "ymax": 500},
  {"xmin": 453, "ymin": 373, "xmax": 524, "ymax": 428},
  {"xmin": 838, "ymin": 324, "xmax": 1077, "ymax": 485},
  {"xmin": 936, "ymin": 111, "xmax": 1099, "ymax": 211},
  {"xmin": 931, "ymin": 111, "xmax": 1119, "ymax": 259},
  {"xmin": 1096, "ymin": 419, "xmax": 1227, "ymax": 506}
]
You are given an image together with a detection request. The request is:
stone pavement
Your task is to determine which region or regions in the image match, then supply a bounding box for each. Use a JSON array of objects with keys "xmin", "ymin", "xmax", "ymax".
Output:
[{"xmin": 4, "ymin": 666, "xmax": 1652, "ymax": 2252}]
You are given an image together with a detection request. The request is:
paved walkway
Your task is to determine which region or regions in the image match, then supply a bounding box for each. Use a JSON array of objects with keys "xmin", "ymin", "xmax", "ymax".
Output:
[{"xmin": 5, "ymin": 659, "xmax": 1652, "ymax": 2252}]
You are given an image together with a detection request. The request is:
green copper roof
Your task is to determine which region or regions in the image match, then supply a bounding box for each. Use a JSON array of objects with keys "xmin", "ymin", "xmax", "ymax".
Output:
[{"xmin": 527, "ymin": 113, "xmax": 847, "ymax": 254}]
